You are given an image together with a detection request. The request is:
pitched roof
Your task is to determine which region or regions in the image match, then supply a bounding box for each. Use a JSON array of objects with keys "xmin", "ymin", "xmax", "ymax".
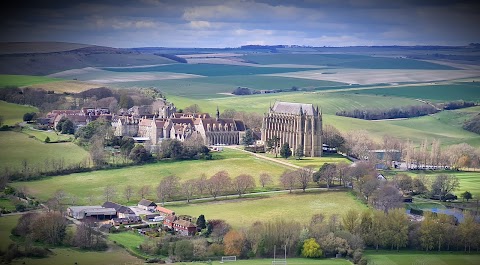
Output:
[
  {"xmin": 156, "ymin": 206, "xmax": 175, "ymax": 215},
  {"xmin": 272, "ymin": 101, "xmax": 316, "ymax": 116},
  {"xmin": 174, "ymin": 219, "xmax": 196, "ymax": 228},
  {"xmin": 138, "ymin": 199, "xmax": 157, "ymax": 207},
  {"xmin": 102, "ymin": 201, "xmax": 135, "ymax": 214}
]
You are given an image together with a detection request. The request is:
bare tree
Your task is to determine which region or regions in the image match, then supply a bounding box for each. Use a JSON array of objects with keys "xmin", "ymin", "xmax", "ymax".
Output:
[
  {"xmin": 124, "ymin": 185, "xmax": 134, "ymax": 203},
  {"xmin": 103, "ymin": 185, "xmax": 117, "ymax": 202},
  {"xmin": 157, "ymin": 175, "xmax": 180, "ymax": 205},
  {"xmin": 336, "ymin": 162, "xmax": 351, "ymax": 187},
  {"xmin": 206, "ymin": 171, "xmax": 232, "ymax": 199},
  {"xmin": 259, "ymin": 173, "xmax": 273, "ymax": 188},
  {"xmin": 138, "ymin": 185, "xmax": 151, "ymax": 199},
  {"xmin": 181, "ymin": 179, "xmax": 197, "ymax": 203},
  {"xmin": 297, "ymin": 167, "xmax": 313, "ymax": 192},
  {"xmin": 195, "ymin": 174, "xmax": 208, "ymax": 197},
  {"xmin": 371, "ymin": 184, "xmax": 403, "ymax": 213},
  {"xmin": 184, "ymin": 104, "xmax": 201, "ymax": 113},
  {"xmin": 233, "ymin": 174, "xmax": 256, "ymax": 197},
  {"xmin": 280, "ymin": 170, "xmax": 297, "ymax": 193},
  {"xmin": 90, "ymin": 135, "xmax": 107, "ymax": 167},
  {"xmin": 313, "ymin": 163, "xmax": 336, "ymax": 189},
  {"xmin": 431, "ymin": 174, "xmax": 460, "ymax": 200}
]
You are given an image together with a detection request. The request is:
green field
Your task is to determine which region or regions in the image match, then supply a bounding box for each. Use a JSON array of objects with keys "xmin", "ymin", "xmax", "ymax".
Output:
[
  {"xmin": 10, "ymin": 149, "xmax": 290, "ymax": 204},
  {"xmin": 0, "ymin": 100, "xmax": 38, "ymax": 125},
  {"xmin": 169, "ymin": 191, "xmax": 366, "ymax": 229},
  {"xmin": 102, "ymin": 63, "xmax": 323, "ymax": 76},
  {"xmin": 0, "ymin": 131, "xmax": 89, "ymax": 172},
  {"xmin": 0, "ymin": 74, "xmax": 63, "ymax": 87},
  {"xmin": 0, "ymin": 197, "xmax": 16, "ymax": 211},
  {"xmin": 365, "ymin": 250, "xmax": 480, "ymax": 265},
  {"xmin": 353, "ymin": 82, "xmax": 480, "ymax": 101},
  {"xmin": 242, "ymin": 54, "xmax": 456, "ymax": 70},
  {"xmin": 108, "ymin": 231, "xmax": 149, "ymax": 258},
  {"xmin": 0, "ymin": 215, "xmax": 20, "ymax": 251},
  {"xmin": 113, "ymin": 75, "xmax": 348, "ymax": 99}
]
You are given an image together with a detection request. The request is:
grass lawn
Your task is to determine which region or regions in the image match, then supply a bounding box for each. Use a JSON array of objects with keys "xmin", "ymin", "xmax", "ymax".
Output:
[
  {"xmin": 21, "ymin": 126, "xmax": 73, "ymax": 142},
  {"xmin": 11, "ymin": 246, "xmax": 144, "ymax": 265},
  {"xmin": 365, "ymin": 250, "xmax": 480, "ymax": 265},
  {"xmin": 0, "ymin": 100, "xmax": 38, "ymax": 125},
  {"xmin": 178, "ymin": 258, "xmax": 352, "ymax": 265},
  {"xmin": 169, "ymin": 191, "xmax": 367, "ymax": 229},
  {"xmin": 0, "ymin": 215, "xmax": 20, "ymax": 251},
  {"xmin": 0, "ymin": 197, "xmax": 16, "ymax": 211},
  {"xmin": 0, "ymin": 74, "xmax": 63, "ymax": 88},
  {"xmin": 10, "ymin": 148, "xmax": 290, "ymax": 204},
  {"xmin": 108, "ymin": 231, "xmax": 149, "ymax": 259},
  {"xmin": 0, "ymin": 131, "xmax": 89, "ymax": 172},
  {"xmin": 263, "ymin": 153, "xmax": 351, "ymax": 168}
]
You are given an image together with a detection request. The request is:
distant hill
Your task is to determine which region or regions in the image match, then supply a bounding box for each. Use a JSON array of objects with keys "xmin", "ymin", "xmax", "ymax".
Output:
[{"xmin": 0, "ymin": 42, "xmax": 177, "ymax": 75}]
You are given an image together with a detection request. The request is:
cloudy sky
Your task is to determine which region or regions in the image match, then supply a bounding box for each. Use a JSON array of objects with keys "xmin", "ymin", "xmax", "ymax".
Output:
[{"xmin": 0, "ymin": 0, "xmax": 479, "ymax": 48}]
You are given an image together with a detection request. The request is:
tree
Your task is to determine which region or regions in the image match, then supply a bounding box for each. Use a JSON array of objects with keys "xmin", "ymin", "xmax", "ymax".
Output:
[
  {"xmin": 296, "ymin": 167, "xmax": 313, "ymax": 192},
  {"xmin": 129, "ymin": 144, "xmax": 151, "ymax": 163},
  {"xmin": 461, "ymin": 191, "xmax": 473, "ymax": 202},
  {"xmin": 241, "ymin": 129, "xmax": 255, "ymax": 146},
  {"xmin": 30, "ymin": 212, "xmax": 67, "ymax": 246},
  {"xmin": 195, "ymin": 174, "xmax": 208, "ymax": 197},
  {"xmin": 371, "ymin": 185, "xmax": 403, "ymax": 213},
  {"xmin": 342, "ymin": 209, "xmax": 360, "ymax": 234},
  {"xmin": 74, "ymin": 221, "xmax": 107, "ymax": 250},
  {"xmin": 313, "ymin": 163, "xmax": 336, "ymax": 189},
  {"xmin": 223, "ymin": 230, "xmax": 245, "ymax": 256},
  {"xmin": 259, "ymin": 173, "xmax": 273, "ymax": 188},
  {"xmin": 394, "ymin": 174, "xmax": 413, "ymax": 193},
  {"xmin": 233, "ymin": 174, "xmax": 256, "ymax": 197},
  {"xmin": 174, "ymin": 240, "xmax": 194, "ymax": 261},
  {"xmin": 206, "ymin": 171, "xmax": 231, "ymax": 199},
  {"xmin": 266, "ymin": 136, "xmax": 280, "ymax": 157},
  {"xmin": 0, "ymin": 115, "xmax": 3, "ymax": 126},
  {"xmin": 302, "ymin": 238, "xmax": 323, "ymax": 258},
  {"xmin": 156, "ymin": 175, "xmax": 180, "ymax": 205},
  {"xmin": 280, "ymin": 142, "xmax": 292, "ymax": 159},
  {"xmin": 196, "ymin": 214, "xmax": 207, "ymax": 230},
  {"xmin": 184, "ymin": 104, "xmax": 201, "ymax": 113},
  {"xmin": 431, "ymin": 174, "xmax": 460, "ymax": 200},
  {"xmin": 384, "ymin": 208, "xmax": 409, "ymax": 250},
  {"xmin": 89, "ymin": 134, "xmax": 106, "ymax": 167},
  {"xmin": 159, "ymin": 139, "xmax": 183, "ymax": 159},
  {"xmin": 61, "ymin": 119, "xmax": 75, "ymax": 134},
  {"xmin": 138, "ymin": 185, "xmax": 151, "ymax": 199},
  {"xmin": 420, "ymin": 212, "xmax": 436, "ymax": 251},
  {"xmin": 295, "ymin": 145, "xmax": 304, "ymax": 160},
  {"xmin": 459, "ymin": 212, "xmax": 478, "ymax": 252},
  {"xmin": 323, "ymin": 124, "xmax": 345, "ymax": 149},
  {"xmin": 280, "ymin": 170, "xmax": 297, "ymax": 193},
  {"xmin": 181, "ymin": 179, "xmax": 196, "ymax": 203},
  {"xmin": 104, "ymin": 185, "xmax": 117, "ymax": 202},
  {"xmin": 44, "ymin": 136, "xmax": 50, "ymax": 143},
  {"xmin": 124, "ymin": 185, "xmax": 134, "ymax": 202},
  {"xmin": 23, "ymin": 112, "xmax": 36, "ymax": 122}
]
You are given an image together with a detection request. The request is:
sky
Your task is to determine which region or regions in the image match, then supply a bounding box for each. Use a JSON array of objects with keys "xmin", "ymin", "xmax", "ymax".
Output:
[{"xmin": 0, "ymin": 0, "xmax": 479, "ymax": 48}]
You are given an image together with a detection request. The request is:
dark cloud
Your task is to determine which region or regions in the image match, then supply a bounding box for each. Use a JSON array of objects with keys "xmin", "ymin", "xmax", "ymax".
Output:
[{"xmin": 0, "ymin": 0, "xmax": 479, "ymax": 47}]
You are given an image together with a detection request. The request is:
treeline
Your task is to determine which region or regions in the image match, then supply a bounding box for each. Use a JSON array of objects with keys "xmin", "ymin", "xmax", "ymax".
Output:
[
  {"xmin": 231, "ymin": 86, "xmax": 312, "ymax": 96},
  {"xmin": 440, "ymin": 100, "xmax": 476, "ymax": 110},
  {"xmin": 336, "ymin": 104, "xmax": 438, "ymax": 120}
]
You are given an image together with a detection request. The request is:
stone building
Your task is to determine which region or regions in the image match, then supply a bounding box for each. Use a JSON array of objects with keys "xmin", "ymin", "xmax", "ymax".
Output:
[
  {"xmin": 194, "ymin": 108, "xmax": 246, "ymax": 145},
  {"xmin": 261, "ymin": 101, "xmax": 322, "ymax": 157}
]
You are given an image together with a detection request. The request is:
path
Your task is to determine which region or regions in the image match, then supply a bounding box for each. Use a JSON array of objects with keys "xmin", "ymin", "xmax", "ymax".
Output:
[{"xmin": 223, "ymin": 145, "xmax": 301, "ymax": 169}]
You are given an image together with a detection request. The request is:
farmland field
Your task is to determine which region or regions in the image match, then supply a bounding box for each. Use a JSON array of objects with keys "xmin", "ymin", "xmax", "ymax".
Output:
[
  {"xmin": 0, "ymin": 74, "xmax": 63, "ymax": 87},
  {"xmin": 264, "ymin": 153, "xmax": 351, "ymax": 168},
  {"xmin": 365, "ymin": 250, "xmax": 480, "ymax": 265},
  {"xmin": 403, "ymin": 171, "xmax": 480, "ymax": 198},
  {"xmin": 168, "ymin": 191, "xmax": 366, "ymax": 229},
  {"xmin": 21, "ymin": 127, "xmax": 74, "ymax": 142},
  {"xmin": 179, "ymin": 258, "xmax": 352, "ymax": 265},
  {"xmin": 242, "ymin": 54, "xmax": 456, "ymax": 70},
  {"xmin": 0, "ymin": 100, "xmax": 38, "ymax": 125},
  {"xmin": 108, "ymin": 232, "xmax": 149, "ymax": 259},
  {"xmin": 352, "ymin": 82, "xmax": 480, "ymax": 101},
  {"xmin": 9, "ymin": 148, "xmax": 290, "ymax": 204},
  {"xmin": 0, "ymin": 131, "xmax": 89, "ymax": 172}
]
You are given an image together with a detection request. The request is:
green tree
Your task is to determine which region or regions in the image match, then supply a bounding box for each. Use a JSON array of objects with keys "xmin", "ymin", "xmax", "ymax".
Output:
[
  {"xmin": 241, "ymin": 129, "xmax": 255, "ymax": 146},
  {"xmin": 159, "ymin": 139, "xmax": 183, "ymax": 159},
  {"xmin": 420, "ymin": 212, "xmax": 436, "ymax": 251},
  {"xmin": 44, "ymin": 136, "xmax": 51, "ymax": 143},
  {"xmin": 196, "ymin": 214, "xmax": 206, "ymax": 230},
  {"xmin": 280, "ymin": 142, "xmax": 292, "ymax": 159},
  {"xmin": 266, "ymin": 136, "xmax": 280, "ymax": 157},
  {"xmin": 295, "ymin": 145, "xmax": 304, "ymax": 160},
  {"xmin": 119, "ymin": 93, "xmax": 133, "ymax": 108},
  {"xmin": 129, "ymin": 144, "xmax": 151, "ymax": 163},
  {"xmin": 23, "ymin": 112, "xmax": 36, "ymax": 122},
  {"xmin": 461, "ymin": 191, "xmax": 473, "ymax": 202},
  {"xmin": 174, "ymin": 240, "xmax": 194, "ymax": 261},
  {"xmin": 302, "ymin": 238, "xmax": 323, "ymax": 258},
  {"xmin": 61, "ymin": 119, "xmax": 75, "ymax": 134}
]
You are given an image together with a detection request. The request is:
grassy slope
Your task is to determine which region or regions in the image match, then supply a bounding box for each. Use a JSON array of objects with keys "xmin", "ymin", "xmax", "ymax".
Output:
[
  {"xmin": 0, "ymin": 74, "xmax": 63, "ymax": 87},
  {"xmin": 365, "ymin": 250, "xmax": 480, "ymax": 265},
  {"xmin": 10, "ymin": 149, "xmax": 290, "ymax": 204},
  {"xmin": 242, "ymin": 54, "xmax": 456, "ymax": 70},
  {"xmin": 187, "ymin": 258, "xmax": 352, "ymax": 265},
  {"xmin": 0, "ymin": 131, "xmax": 89, "ymax": 172},
  {"xmin": 0, "ymin": 215, "xmax": 20, "ymax": 251},
  {"xmin": 0, "ymin": 100, "xmax": 38, "ymax": 125},
  {"xmin": 402, "ymin": 171, "xmax": 480, "ymax": 198},
  {"xmin": 266, "ymin": 153, "xmax": 351, "ymax": 168},
  {"xmin": 169, "ymin": 191, "xmax": 366, "ymax": 229},
  {"xmin": 21, "ymin": 127, "xmax": 73, "ymax": 142}
]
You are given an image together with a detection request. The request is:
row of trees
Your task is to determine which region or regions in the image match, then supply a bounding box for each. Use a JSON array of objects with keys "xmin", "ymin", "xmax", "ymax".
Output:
[{"xmin": 336, "ymin": 105, "xmax": 438, "ymax": 120}]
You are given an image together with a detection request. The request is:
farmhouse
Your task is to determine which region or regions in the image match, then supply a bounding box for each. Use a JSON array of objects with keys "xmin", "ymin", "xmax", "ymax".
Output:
[
  {"xmin": 112, "ymin": 216, "xmax": 142, "ymax": 226},
  {"xmin": 261, "ymin": 101, "xmax": 323, "ymax": 157},
  {"xmin": 172, "ymin": 219, "xmax": 197, "ymax": 236},
  {"xmin": 67, "ymin": 206, "xmax": 117, "ymax": 220},
  {"xmin": 138, "ymin": 199, "xmax": 157, "ymax": 211}
]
